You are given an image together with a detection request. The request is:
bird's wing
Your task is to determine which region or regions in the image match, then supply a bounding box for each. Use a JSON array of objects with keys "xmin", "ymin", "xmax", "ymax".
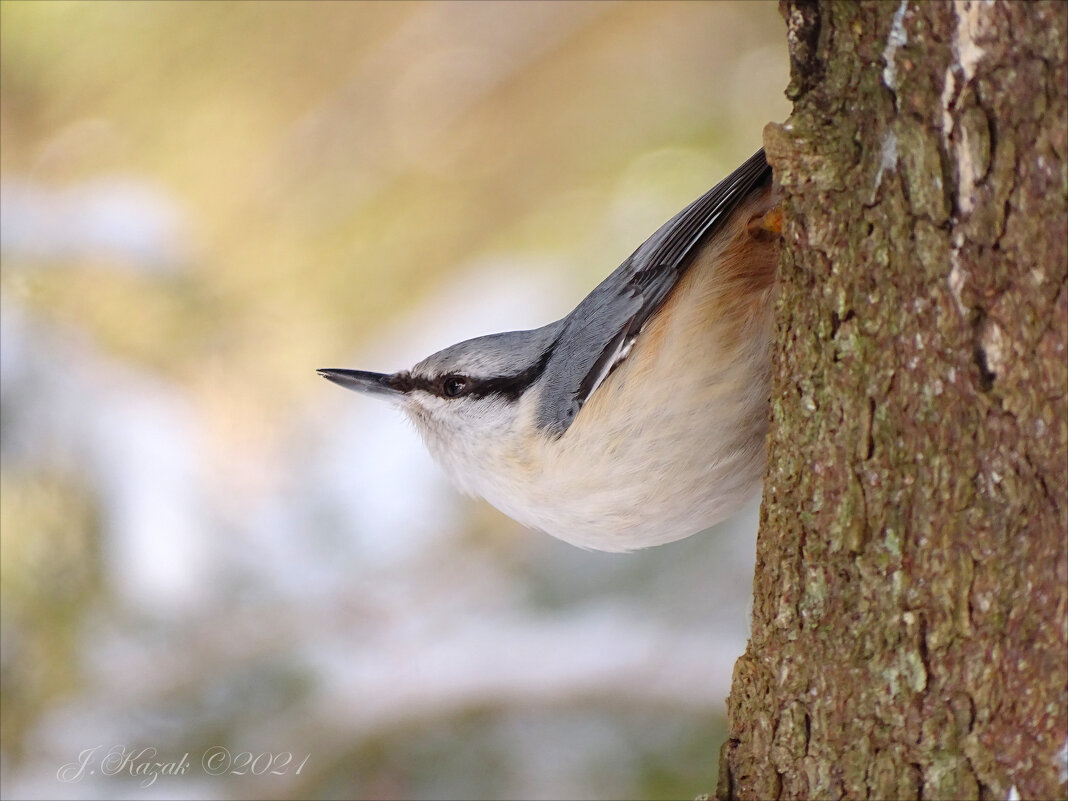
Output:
[{"xmin": 535, "ymin": 147, "xmax": 773, "ymax": 436}]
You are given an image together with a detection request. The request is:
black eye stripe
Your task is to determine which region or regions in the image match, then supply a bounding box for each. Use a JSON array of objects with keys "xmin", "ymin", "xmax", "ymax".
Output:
[
  {"xmin": 461, "ymin": 347, "xmax": 554, "ymax": 401},
  {"xmin": 389, "ymin": 345, "xmax": 555, "ymax": 402}
]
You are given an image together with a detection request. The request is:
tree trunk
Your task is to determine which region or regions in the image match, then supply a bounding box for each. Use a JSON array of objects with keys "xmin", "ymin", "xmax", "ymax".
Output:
[{"xmin": 719, "ymin": 2, "xmax": 1068, "ymax": 799}]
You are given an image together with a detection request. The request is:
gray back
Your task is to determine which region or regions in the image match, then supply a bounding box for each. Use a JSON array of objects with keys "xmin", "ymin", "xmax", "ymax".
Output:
[{"xmin": 535, "ymin": 148, "xmax": 772, "ymax": 436}]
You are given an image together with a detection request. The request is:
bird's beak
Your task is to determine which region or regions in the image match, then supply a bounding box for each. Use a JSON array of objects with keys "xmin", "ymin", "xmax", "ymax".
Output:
[{"xmin": 317, "ymin": 369, "xmax": 406, "ymax": 402}]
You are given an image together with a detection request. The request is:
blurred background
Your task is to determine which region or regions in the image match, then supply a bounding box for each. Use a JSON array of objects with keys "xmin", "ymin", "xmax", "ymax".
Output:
[{"xmin": 0, "ymin": 2, "xmax": 789, "ymax": 799}]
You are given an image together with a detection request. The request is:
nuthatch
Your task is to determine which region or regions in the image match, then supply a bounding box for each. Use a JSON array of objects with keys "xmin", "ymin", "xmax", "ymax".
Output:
[{"xmin": 320, "ymin": 148, "xmax": 780, "ymax": 552}]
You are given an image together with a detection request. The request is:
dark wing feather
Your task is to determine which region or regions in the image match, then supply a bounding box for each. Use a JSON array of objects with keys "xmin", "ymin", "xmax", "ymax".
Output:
[{"xmin": 535, "ymin": 147, "xmax": 773, "ymax": 436}]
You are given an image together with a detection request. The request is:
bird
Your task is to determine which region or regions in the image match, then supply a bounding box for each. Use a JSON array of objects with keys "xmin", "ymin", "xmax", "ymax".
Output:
[{"xmin": 319, "ymin": 148, "xmax": 781, "ymax": 552}]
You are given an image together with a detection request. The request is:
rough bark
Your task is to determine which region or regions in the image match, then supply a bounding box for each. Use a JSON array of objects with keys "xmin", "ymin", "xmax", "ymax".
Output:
[{"xmin": 719, "ymin": 2, "xmax": 1068, "ymax": 799}]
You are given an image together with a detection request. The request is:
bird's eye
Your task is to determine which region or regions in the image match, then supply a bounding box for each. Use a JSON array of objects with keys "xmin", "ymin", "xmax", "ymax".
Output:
[{"xmin": 441, "ymin": 375, "xmax": 470, "ymax": 398}]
